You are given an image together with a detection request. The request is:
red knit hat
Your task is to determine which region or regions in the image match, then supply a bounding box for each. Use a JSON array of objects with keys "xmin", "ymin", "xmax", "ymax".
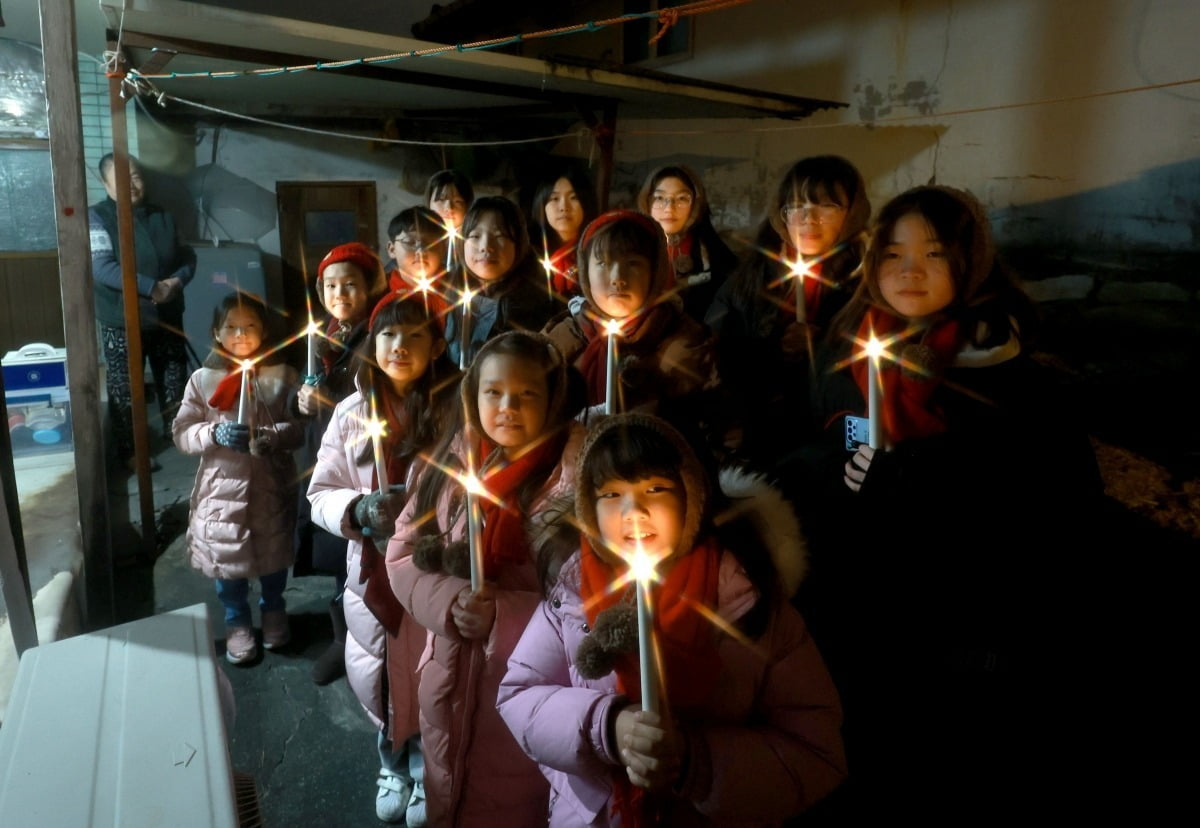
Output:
[{"xmin": 316, "ymin": 242, "xmax": 383, "ymax": 290}]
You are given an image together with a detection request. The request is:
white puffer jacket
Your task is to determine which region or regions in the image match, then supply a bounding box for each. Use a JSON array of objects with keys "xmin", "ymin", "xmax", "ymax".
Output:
[{"xmin": 307, "ymin": 390, "xmax": 425, "ymax": 737}]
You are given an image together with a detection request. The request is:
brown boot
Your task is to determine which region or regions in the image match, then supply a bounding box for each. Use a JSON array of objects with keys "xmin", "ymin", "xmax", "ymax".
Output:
[{"xmin": 311, "ymin": 598, "xmax": 347, "ymax": 685}]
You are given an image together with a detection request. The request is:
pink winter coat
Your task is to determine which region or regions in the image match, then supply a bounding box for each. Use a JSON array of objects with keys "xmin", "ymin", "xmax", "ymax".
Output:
[
  {"xmin": 497, "ymin": 550, "xmax": 847, "ymax": 827},
  {"xmin": 385, "ymin": 423, "xmax": 583, "ymax": 828},
  {"xmin": 173, "ymin": 364, "xmax": 303, "ymax": 580},
  {"xmin": 306, "ymin": 389, "xmax": 426, "ymax": 737}
]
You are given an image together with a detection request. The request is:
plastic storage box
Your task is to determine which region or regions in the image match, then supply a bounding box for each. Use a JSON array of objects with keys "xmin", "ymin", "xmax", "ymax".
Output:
[{"xmin": 3, "ymin": 342, "xmax": 72, "ymax": 455}]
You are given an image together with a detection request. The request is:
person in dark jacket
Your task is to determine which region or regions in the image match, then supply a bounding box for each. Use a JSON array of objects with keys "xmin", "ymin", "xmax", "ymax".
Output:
[{"xmin": 89, "ymin": 153, "xmax": 196, "ymax": 470}]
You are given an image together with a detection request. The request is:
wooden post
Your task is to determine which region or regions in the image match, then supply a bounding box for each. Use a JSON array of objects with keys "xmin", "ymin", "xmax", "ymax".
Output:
[
  {"xmin": 0, "ymin": 376, "xmax": 37, "ymax": 655},
  {"xmin": 105, "ymin": 49, "xmax": 157, "ymax": 562},
  {"xmin": 39, "ymin": 0, "xmax": 115, "ymax": 627}
]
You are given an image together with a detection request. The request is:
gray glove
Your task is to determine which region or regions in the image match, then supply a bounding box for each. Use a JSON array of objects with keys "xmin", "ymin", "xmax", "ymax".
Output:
[
  {"xmin": 214, "ymin": 421, "xmax": 250, "ymax": 452},
  {"xmin": 352, "ymin": 485, "xmax": 406, "ymax": 538}
]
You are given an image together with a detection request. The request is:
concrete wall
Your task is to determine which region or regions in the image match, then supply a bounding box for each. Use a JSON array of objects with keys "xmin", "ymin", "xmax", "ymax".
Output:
[{"xmin": 593, "ymin": 0, "xmax": 1200, "ymax": 271}]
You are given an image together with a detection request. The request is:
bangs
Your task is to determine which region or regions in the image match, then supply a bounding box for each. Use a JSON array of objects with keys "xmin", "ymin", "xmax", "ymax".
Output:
[
  {"xmin": 370, "ymin": 296, "xmax": 442, "ymax": 337},
  {"xmin": 786, "ymin": 177, "xmax": 847, "ymax": 207},
  {"xmin": 585, "ymin": 218, "xmax": 660, "ymax": 263},
  {"xmin": 586, "ymin": 424, "xmax": 682, "ymax": 492}
]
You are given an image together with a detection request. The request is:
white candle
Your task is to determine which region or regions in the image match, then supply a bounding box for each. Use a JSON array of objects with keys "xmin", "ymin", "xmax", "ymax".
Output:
[
  {"xmin": 630, "ymin": 542, "xmax": 659, "ymax": 714},
  {"xmin": 604, "ymin": 319, "xmax": 621, "ymax": 415},
  {"xmin": 465, "ymin": 472, "xmax": 485, "ymax": 592},
  {"xmin": 866, "ymin": 336, "xmax": 883, "ymax": 449},
  {"xmin": 369, "ymin": 395, "xmax": 388, "ymax": 490},
  {"xmin": 790, "ymin": 259, "xmax": 807, "ymax": 325},
  {"xmin": 458, "ymin": 296, "xmax": 472, "ymax": 372},
  {"xmin": 636, "ymin": 578, "xmax": 658, "ymax": 714},
  {"xmin": 236, "ymin": 360, "xmax": 252, "ymax": 425},
  {"xmin": 306, "ymin": 319, "xmax": 317, "ymax": 377}
]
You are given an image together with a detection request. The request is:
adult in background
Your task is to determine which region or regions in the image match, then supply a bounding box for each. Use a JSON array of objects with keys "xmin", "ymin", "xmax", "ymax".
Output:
[{"xmin": 89, "ymin": 153, "xmax": 196, "ymax": 472}]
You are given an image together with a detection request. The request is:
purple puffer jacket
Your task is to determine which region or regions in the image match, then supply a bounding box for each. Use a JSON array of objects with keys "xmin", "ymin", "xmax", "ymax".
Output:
[
  {"xmin": 497, "ymin": 550, "xmax": 847, "ymax": 827},
  {"xmin": 174, "ymin": 364, "xmax": 303, "ymax": 580},
  {"xmin": 385, "ymin": 424, "xmax": 583, "ymax": 828},
  {"xmin": 306, "ymin": 390, "xmax": 425, "ymax": 736}
]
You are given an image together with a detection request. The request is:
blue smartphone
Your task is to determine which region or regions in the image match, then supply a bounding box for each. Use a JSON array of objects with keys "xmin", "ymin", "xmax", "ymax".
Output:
[{"xmin": 844, "ymin": 415, "xmax": 869, "ymax": 451}]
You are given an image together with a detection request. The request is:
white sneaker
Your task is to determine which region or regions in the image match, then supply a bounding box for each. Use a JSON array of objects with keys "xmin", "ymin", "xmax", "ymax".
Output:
[
  {"xmin": 375, "ymin": 768, "xmax": 412, "ymax": 824},
  {"xmin": 405, "ymin": 780, "xmax": 427, "ymax": 828}
]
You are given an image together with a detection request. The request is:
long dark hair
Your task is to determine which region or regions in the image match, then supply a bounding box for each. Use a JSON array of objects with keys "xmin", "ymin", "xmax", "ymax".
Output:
[
  {"xmin": 204, "ymin": 291, "xmax": 276, "ymax": 369},
  {"xmin": 732, "ymin": 155, "xmax": 869, "ymax": 310},
  {"xmin": 354, "ymin": 295, "xmax": 460, "ymax": 470},
  {"xmin": 529, "ymin": 165, "xmax": 598, "ymax": 252},
  {"xmin": 411, "ymin": 331, "xmax": 569, "ymax": 539},
  {"xmin": 834, "ymin": 186, "xmax": 1037, "ymax": 350},
  {"xmin": 424, "ymin": 169, "xmax": 475, "ymax": 213}
]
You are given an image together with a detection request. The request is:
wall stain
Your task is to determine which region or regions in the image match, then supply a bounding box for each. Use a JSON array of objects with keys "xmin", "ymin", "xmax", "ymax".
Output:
[{"xmin": 854, "ymin": 79, "xmax": 940, "ymax": 121}]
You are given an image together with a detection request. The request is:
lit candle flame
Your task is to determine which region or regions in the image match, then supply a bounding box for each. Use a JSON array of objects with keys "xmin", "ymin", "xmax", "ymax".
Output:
[
  {"xmin": 603, "ymin": 318, "xmax": 623, "ymax": 337},
  {"xmin": 462, "ymin": 472, "xmax": 487, "ymax": 499},
  {"xmin": 627, "ymin": 536, "xmax": 658, "ymax": 585},
  {"xmin": 865, "ymin": 335, "xmax": 885, "ymax": 361}
]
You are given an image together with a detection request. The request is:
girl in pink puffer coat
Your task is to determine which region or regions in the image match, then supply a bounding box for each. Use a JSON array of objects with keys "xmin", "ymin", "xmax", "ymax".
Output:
[
  {"xmin": 307, "ymin": 292, "xmax": 460, "ymax": 825},
  {"xmin": 386, "ymin": 331, "xmax": 583, "ymax": 827},
  {"xmin": 173, "ymin": 292, "xmax": 303, "ymax": 665},
  {"xmin": 497, "ymin": 414, "xmax": 847, "ymax": 827}
]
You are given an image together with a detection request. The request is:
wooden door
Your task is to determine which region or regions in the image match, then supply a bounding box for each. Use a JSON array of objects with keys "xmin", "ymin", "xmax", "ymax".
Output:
[{"xmin": 276, "ymin": 181, "xmax": 378, "ymax": 334}]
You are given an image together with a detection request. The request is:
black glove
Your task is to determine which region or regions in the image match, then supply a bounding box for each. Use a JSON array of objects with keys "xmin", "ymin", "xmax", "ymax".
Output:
[
  {"xmin": 352, "ymin": 485, "xmax": 406, "ymax": 538},
  {"xmin": 214, "ymin": 421, "xmax": 250, "ymax": 453}
]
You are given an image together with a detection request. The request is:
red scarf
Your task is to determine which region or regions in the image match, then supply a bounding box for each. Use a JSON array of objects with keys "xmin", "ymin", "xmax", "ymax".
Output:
[
  {"xmin": 359, "ymin": 389, "xmax": 412, "ymax": 634},
  {"xmin": 473, "ymin": 429, "xmax": 567, "ymax": 581},
  {"xmin": 206, "ymin": 361, "xmax": 253, "ymax": 411},
  {"xmin": 575, "ymin": 304, "xmax": 675, "ymax": 407},
  {"xmin": 579, "ymin": 536, "xmax": 722, "ymax": 827},
  {"xmin": 320, "ymin": 317, "xmax": 362, "ymax": 376},
  {"xmin": 546, "ymin": 243, "xmax": 579, "ymax": 297},
  {"xmin": 667, "ymin": 233, "xmax": 695, "ymax": 278},
  {"xmin": 850, "ymin": 309, "xmax": 961, "ymax": 444}
]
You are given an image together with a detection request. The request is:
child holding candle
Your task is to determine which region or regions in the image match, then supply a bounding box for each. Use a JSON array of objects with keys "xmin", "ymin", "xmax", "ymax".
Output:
[
  {"xmin": 307, "ymin": 293, "xmax": 460, "ymax": 825},
  {"xmin": 636, "ymin": 164, "xmax": 737, "ymax": 324},
  {"xmin": 296, "ymin": 241, "xmax": 390, "ymax": 685},
  {"xmin": 788, "ymin": 185, "xmax": 1101, "ymax": 818},
  {"xmin": 385, "ymin": 331, "xmax": 584, "ymax": 827},
  {"xmin": 706, "ymin": 156, "xmax": 870, "ymax": 463},
  {"xmin": 173, "ymin": 292, "xmax": 304, "ymax": 665},
  {"xmin": 497, "ymin": 413, "xmax": 846, "ymax": 827},
  {"xmin": 445, "ymin": 196, "xmax": 562, "ymax": 367},
  {"xmin": 542, "ymin": 210, "xmax": 716, "ymax": 428},
  {"xmin": 384, "ymin": 206, "xmax": 455, "ymax": 319},
  {"xmin": 426, "ymin": 169, "xmax": 474, "ymax": 272},
  {"xmin": 529, "ymin": 164, "xmax": 598, "ymax": 298}
]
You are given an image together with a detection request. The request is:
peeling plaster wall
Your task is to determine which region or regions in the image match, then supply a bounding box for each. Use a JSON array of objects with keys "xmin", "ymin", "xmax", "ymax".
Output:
[{"xmin": 596, "ymin": 0, "xmax": 1200, "ymax": 265}]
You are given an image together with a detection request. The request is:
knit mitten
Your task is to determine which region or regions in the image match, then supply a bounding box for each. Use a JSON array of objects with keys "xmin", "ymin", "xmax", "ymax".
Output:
[
  {"xmin": 214, "ymin": 421, "xmax": 250, "ymax": 452},
  {"xmin": 353, "ymin": 488, "xmax": 405, "ymax": 538}
]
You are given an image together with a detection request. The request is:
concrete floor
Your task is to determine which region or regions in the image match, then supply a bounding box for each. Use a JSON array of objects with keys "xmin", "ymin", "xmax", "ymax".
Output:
[
  {"xmin": 4, "ymin": 294, "xmax": 1197, "ymax": 822},
  {"xmin": 114, "ymin": 449, "xmax": 384, "ymax": 826}
]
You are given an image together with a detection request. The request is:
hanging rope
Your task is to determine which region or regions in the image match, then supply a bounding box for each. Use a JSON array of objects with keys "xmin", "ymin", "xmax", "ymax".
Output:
[{"xmin": 124, "ymin": 0, "xmax": 752, "ymax": 82}]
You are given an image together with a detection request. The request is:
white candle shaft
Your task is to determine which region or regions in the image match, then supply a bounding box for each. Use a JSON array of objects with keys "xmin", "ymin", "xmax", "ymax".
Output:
[
  {"xmin": 467, "ymin": 491, "xmax": 484, "ymax": 592},
  {"xmin": 637, "ymin": 581, "xmax": 658, "ymax": 714},
  {"xmin": 373, "ymin": 432, "xmax": 388, "ymax": 490},
  {"xmin": 306, "ymin": 328, "xmax": 316, "ymax": 376},
  {"xmin": 604, "ymin": 331, "xmax": 617, "ymax": 415},
  {"xmin": 795, "ymin": 276, "xmax": 806, "ymax": 324},
  {"xmin": 459, "ymin": 304, "xmax": 471, "ymax": 372},
  {"xmin": 237, "ymin": 368, "xmax": 250, "ymax": 425},
  {"xmin": 867, "ymin": 355, "xmax": 882, "ymax": 449}
]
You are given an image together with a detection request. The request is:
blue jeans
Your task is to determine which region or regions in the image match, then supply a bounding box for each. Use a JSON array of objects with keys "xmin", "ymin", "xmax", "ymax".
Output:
[
  {"xmin": 379, "ymin": 729, "xmax": 423, "ymax": 785},
  {"xmin": 215, "ymin": 568, "xmax": 288, "ymax": 628}
]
